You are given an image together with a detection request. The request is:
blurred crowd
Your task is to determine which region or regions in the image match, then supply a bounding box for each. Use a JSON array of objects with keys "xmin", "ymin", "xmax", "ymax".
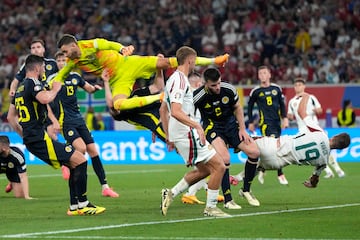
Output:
[{"xmin": 0, "ymin": 0, "xmax": 360, "ymax": 98}]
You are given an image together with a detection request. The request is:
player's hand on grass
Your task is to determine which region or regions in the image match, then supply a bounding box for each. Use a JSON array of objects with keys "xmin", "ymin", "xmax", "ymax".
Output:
[{"xmin": 303, "ymin": 174, "xmax": 319, "ymax": 188}]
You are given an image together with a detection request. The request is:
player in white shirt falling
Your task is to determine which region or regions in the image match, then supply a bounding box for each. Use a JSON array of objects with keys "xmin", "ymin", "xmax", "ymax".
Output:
[
  {"xmin": 287, "ymin": 78, "xmax": 345, "ymax": 178},
  {"xmin": 253, "ymin": 92, "xmax": 350, "ymax": 191},
  {"xmin": 159, "ymin": 46, "xmax": 230, "ymax": 217}
]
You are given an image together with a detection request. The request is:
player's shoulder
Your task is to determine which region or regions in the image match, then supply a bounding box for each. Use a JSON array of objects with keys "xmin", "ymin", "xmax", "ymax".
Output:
[
  {"xmin": 69, "ymin": 71, "xmax": 82, "ymax": 78},
  {"xmin": 10, "ymin": 146, "xmax": 25, "ymax": 159},
  {"xmin": 10, "ymin": 146, "xmax": 22, "ymax": 153},
  {"xmin": 289, "ymin": 95, "xmax": 299, "ymax": 102},
  {"xmin": 44, "ymin": 57, "xmax": 56, "ymax": 64},
  {"xmin": 249, "ymin": 85, "xmax": 261, "ymax": 96},
  {"xmin": 24, "ymin": 77, "xmax": 42, "ymax": 87},
  {"xmin": 269, "ymin": 83, "xmax": 283, "ymax": 91},
  {"xmin": 220, "ymin": 82, "xmax": 237, "ymax": 94},
  {"xmin": 193, "ymin": 85, "xmax": 205, "ymax": 95},
  {"xmin": 193, "ymin": 85, "xmax": 206, "ymax": 103}
]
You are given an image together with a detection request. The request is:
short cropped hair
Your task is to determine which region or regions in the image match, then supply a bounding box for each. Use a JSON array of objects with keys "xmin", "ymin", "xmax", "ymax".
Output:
[
  {"xmin": 294, "ymin": 77, "xmax": 306, "ymax": 84},
  {"xmin": 57, "ymin": 34, "xmax": 77, "ymax": 48},
  {"xmin": 258, "ymin": 65, "xmax": 270, "ymax": 71},
  {"xmin": 176, "ymin": 46, "xmax": 197, "ymax": 65},
  {"xmin": 188, "ymin": 71, "xmax": 201, "ymax": 79},
  {"xmin": 0, "ymin": 135, "xmax": 10, "ymax": 145},
  {"xmin": 25, "ymin": 54, "xmax": 44, "ymax": 72},
  {"xmin": 332, "ymin": 133, "xmax": 351, "ymax": 149},
  {"xmin": 30, "ymin": 39, "xmax": 45, "ymax": 48},
  {"xmin": 203, "ymin": 67, "xmax": 221, "ymax": 82},
  {"xmin": 54, "ymin": 51, "xmax": 65, "ymax": 59}
]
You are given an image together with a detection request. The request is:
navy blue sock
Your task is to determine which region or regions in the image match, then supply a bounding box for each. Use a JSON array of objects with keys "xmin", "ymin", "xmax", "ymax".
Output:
[
  {"xmin": 73, "ymin": 161, "xmax": 88, "ymax": 202},
  {"xmin": 91, "ymin": 155, "xmax": 107, "ymax": 185},
  {"xmin": 221, "ymin": 164, "xmax": 232, "ymax": 203},
  {"xmin": 243, "ymin": 158, "xmax": 258, "ymax": 192}
]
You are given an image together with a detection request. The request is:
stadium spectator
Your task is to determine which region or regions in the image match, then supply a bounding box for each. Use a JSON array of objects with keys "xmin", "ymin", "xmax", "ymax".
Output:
[
  {"xmin": 0, "ymin": 0, "xmax": 360, "ymax": 93},
  {"xmin": 201, "ymin": 26, "xmax": 219, "ymax": 56},
  {"xmin": 337, "ymin": 99, "xmax": 356, "ymax": 127}
]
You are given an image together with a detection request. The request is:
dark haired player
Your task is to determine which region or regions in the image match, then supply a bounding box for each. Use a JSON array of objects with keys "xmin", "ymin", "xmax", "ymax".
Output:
[{"xmin": 193, "ymin": 67, "xmax": 261, "ymax": 207}]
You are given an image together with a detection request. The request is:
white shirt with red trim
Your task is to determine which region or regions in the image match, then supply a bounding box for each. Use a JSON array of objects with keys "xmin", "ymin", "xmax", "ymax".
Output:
[{"xmin": 165, "ymin": 70, "xmax": 194, "ymax": 141}]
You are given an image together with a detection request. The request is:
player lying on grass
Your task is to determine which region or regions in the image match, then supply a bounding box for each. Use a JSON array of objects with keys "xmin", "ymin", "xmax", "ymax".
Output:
[
  {"xmin": 0, "ymin": 135, "xmax": 33, "ymax": 199},
  {"xmin": 234, "ymin": 93, "xmax": 350, "ymax": 205}
]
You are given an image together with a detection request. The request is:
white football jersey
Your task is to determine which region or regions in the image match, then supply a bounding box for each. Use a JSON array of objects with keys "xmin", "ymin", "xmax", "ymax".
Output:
[
  {"xmin": 164, "ymin": 70, "xmax": 195, "ymax": 141},
  {"xmin": 256, "ymin": 116, "xmax": 330, "ymax": 169},
  {"xmin": 288, "ymin": 94, "xmax": 321, "ymax": 132},
  {"xmin": 257, "ymin": 131, "xmax": 330, "ymax": 169}
]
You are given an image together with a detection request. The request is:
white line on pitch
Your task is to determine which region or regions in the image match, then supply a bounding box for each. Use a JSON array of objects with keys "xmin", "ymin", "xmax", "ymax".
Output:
[{"xmin": 1, "ymin": 203, "xmax": 359, "ymax": 239}]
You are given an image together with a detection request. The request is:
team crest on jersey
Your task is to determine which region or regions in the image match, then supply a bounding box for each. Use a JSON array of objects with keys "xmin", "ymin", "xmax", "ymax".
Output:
[
  {"xmin": 8, "ymin": 162, "xmax": 14, "ymax": 169},
  {"xmin": 175, "ymin": 92, "xmax": 181, "ymax": 100},
  {"xmin": 222, "ymin": 96, "xmax": 229, "ymax": 104},
  {"xmin": 46, "ymin": 64, "xmax": 52, "ymax": 71},
  {"xmin": 71, "ymin": 78, "xmax": 78, "ymax": 85},
  {"xmin": 67, "ymin": 130, "xmax": 74, "ymax": 137},
  {"xmin": 272, "ymin": 90, "xmax": 278, "ymax": 96},
  {"xmin": 210, "ymin": 132, "xmax": 216, "ymax": 139},
  {"xmin": 65, "ymin": 146, "xmax": 72, "ymax": 152}
]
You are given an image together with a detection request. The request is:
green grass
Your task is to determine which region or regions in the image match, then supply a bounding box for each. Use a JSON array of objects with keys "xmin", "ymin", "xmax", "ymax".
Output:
[{"xmin": 1, "ymin": 163, "xmax": 360, "ymax": 239}]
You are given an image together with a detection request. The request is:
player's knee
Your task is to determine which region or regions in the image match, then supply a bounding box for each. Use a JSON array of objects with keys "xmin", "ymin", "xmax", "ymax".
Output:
[
  {"xmin": 222, "ymin": 152, "xmax": 230, "ymax": 164},
  {"xmin": 247, "ymin": 144, "xmax": 260, "ymax": 159}
]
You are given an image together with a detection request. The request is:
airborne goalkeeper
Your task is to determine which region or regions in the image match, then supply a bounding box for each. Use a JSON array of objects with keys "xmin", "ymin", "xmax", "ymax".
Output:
[{"xmin": 53, "ymin": 34, "xmax": 229, "ymax": 112}]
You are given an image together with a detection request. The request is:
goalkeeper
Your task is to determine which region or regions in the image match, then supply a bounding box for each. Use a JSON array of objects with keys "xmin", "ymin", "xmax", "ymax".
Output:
[{"xmin": 53, "ymin": 34, "xmax": 228, "ymax": 112}]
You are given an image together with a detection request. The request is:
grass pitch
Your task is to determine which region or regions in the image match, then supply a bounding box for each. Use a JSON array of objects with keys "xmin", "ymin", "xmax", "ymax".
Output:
[{"xmin": 1, "ymin": 163, "xmax": 359, "ymax": 239}]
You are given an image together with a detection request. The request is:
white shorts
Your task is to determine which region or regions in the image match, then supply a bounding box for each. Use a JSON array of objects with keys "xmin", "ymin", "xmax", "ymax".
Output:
[
  {"xmin": 255, "ymin": 137, "xmax": 284, "ymax": 170},
  {"xmin": 174, "ymin": 128, "xmax": 216, "ymax": 166}
]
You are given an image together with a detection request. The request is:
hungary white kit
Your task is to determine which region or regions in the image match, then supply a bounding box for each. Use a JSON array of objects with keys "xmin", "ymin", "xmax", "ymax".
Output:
[
  {"xmin": 287, "ymin": 94, "xmax": 321, "ymax": 132},
  {"xmin": 164, "ymin": 70, "xmax": 216, "ymax": 166},
  {"xmin": 255, "ymin": 116, "xmax": 330, "ymax": 170}
]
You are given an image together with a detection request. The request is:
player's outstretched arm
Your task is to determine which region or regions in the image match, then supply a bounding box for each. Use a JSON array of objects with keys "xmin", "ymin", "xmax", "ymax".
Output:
[
  {"xmin": 101, "ymin": 68, "xmax": 114, "ymax": 109},
  {"xmin": 19, "ymin": 172, "xmax": 34, "ymax": 200},
  {"xmin": 149, "ymin": 54, "xmax": 165, "ymax": 94},
  {"xmin": 298, "ymin": 93, "xmax": 310, "ymax": 120},
  {"xmin": 7, "ymin": 103, "xmax": 23, "ymax": 137},
  {"xmin": 159, "ymin": 101, "xmax": 175, "ymax": 151},
  {"xmin": 9, "ymin": 78, "xmax": 19, "ymax": 97}
]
